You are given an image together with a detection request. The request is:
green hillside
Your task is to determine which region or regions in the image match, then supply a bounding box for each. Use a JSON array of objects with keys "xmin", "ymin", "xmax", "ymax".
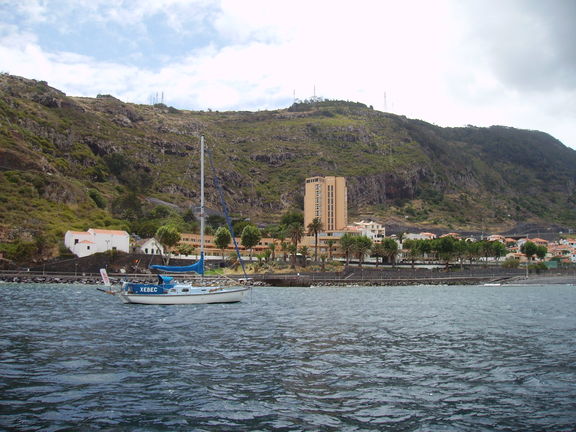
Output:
[{"xmin": 1, "ymin": 74, "xmax": 575, "ymax": 259}]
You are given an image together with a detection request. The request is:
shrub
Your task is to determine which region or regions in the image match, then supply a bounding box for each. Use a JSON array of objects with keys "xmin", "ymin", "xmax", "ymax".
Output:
[
  {"xmin": 88, "ymin": 189, "xmax": 106, "ymax": 209},
  {"xmin": 501, "ymin": 257, "xmax": 520, "ymax": 268}
]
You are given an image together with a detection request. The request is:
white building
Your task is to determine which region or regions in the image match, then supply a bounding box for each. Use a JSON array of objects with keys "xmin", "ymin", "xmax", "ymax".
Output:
[
  {"xmin": 405, "ymin": 232, "xmax": 437, "ymax": 241},
  {"xmin": 65, "ymin": 228, "xmax": 130, "ymax": 258},
  {"xmin": 134, "ymin": 238, "xmax": 164, "ymax": 255},
  {"xmin": 559, "ymin": 238, "xmax": 576, "ymax": 248},
  {"xmin": 346, "ymin": 220, "xmax": 386, "ymax": 241}
]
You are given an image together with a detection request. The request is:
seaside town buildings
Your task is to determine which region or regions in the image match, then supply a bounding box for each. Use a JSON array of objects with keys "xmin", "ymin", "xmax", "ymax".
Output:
[
  {"xmin": 64, "ymin": 229, "xmax": 130, "ymax": 258},
  {"xmin": 63, "ymin": 176, "xmax": 576, "ymax": 266},
  {"xmin": 64, "ymin": 227, "xmax": 576, "ymax": 265}
]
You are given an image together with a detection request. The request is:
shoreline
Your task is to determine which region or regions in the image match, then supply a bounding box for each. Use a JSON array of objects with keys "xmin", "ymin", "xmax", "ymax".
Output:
[{"xmin": 0, "ymin": 271, "xmax": 573, "ymax": 287}]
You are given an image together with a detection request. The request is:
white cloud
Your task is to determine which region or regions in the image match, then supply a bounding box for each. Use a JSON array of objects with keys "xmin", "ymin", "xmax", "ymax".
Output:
[{"xmin": 1, "ymin": 0, "xmax": 575, "ymax": 149}]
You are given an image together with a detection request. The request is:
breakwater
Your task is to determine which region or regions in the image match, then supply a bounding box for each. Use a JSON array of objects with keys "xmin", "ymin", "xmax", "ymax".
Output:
[
  {"xmin": 1, "ymin": 269, "xmax": 571, "ymax": 287},
  {"xmin": 0, "ymin": 271, "xmax": 242, "ymax": 286}
]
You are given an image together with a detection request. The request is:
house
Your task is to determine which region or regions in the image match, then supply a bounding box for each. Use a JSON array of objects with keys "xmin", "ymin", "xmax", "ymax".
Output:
[
  {"xmin": 134, "ymin": 238, "xmax": 164, "ymax": 255},
  {"xmin": 405, "ymin": 232, "xmax": 437, "ymax": 241},
  {"xmin": 488, "ymin": 234, "xmax": 506, "ymax": 243},
  {"xmin": 559, "ymin": 238, "xmax": 576, "ymax": 248},
  {"xmin": 346, "ymin": 220, "xmax": 386, "ymax": 241},
  {"xmin": 440, "ymin": 232, "xmax": 461, "ymax": 239},
  {"xmin": 64, "ymin": 229, "xmax": 130, "ymax": 258},
  {"xmin": 517, "ymin": 237, "xmax": 548, "ymax": 248}
]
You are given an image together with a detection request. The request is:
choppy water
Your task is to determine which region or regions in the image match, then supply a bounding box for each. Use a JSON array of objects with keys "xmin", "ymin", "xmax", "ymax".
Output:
[{"xmin": 0, "ymin": 283, "xmax": 575, "ymax": 431}]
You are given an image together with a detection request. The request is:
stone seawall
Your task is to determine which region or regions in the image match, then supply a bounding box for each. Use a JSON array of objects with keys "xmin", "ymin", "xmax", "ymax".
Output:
[{"xmin": 0, "ymin": 272, "xmax": 570, "ymax": 287}]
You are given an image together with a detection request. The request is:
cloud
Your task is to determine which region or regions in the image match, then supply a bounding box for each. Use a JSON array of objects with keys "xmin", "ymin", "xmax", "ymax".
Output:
[
  {"xmin": 457, "ymin": 0, "xmax": 576, "ymax": 92},
  {"xmin": 1, "ymin": 0, "xmax": 575, "ymax": 149}
]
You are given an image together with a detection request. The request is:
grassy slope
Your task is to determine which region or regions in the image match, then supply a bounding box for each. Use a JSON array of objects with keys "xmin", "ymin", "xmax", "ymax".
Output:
[{"xmin": 1, "ymin": 75, "xmax": 576, "ymax": 253}]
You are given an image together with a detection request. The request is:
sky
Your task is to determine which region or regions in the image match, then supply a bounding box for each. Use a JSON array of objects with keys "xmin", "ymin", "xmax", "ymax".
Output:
[{"xmin": 1, "ymin": 0, "xmax": 575, "ymax": 149}]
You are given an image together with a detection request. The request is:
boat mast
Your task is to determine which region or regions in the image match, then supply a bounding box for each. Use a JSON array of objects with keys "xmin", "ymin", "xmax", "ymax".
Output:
[{"xmin": 200, "ymin": 135, "xmax": 205, "ymax": 260}]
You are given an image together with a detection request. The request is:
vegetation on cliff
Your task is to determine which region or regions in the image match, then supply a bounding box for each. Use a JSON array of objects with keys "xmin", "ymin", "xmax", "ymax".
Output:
[{"xmin": 1, "ymin": 73, "xmax": 575, "ymax": 261}]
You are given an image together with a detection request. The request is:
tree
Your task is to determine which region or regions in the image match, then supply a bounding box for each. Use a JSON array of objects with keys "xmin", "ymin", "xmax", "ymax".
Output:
[
  {"xmin": 214, "ymin": 226, "xmax": 232, "ymax": 261},
  {"xmin": 340, "ymin": 233, "xmax": 356, "ymax": 269},
  {"xmin": 326, "ymin": 239, "xmax": 336, "ymax": 260},
  {"xmin": 176, "ymin": 243, "xmax": 195, "ymax": 256},
  {"xmin": 536, "ymin": 245, "xmax": 548, "ymax": 261},
  {"xmin": 478, "ymin": 240, "xmax": 493, "ymax": 264},
  {"xmin": 465, "ymin": 241, "xmax": 481, "ymax": 265},
  {"xmin": 280, "ymin": 211, "xmax": 304, "ymax": 227},
  {"xmin": 351, "ymin": 235, "xmax": 372, "ymax": 269},
  {"xmin": 371, "ymin": 243, "xmax": 386, "ymax": 267},
  {"xmin": 419, "ymin": 239, "xmax": 432, "ymax": 262},
  {"xmin": 268, "ymin": 242, "xmax": 277, "ymax": 262},
  {"xmin": 521, "ymin": 241, "xmax": 538, "ymax": 264},
  {"xmin": 454, "ymin": 240, "xmax": 468, "ymax": 269},
  {"xmin": 149, "ymin": 205, "xmax": 172, "ymax": 219},
  {"xmin": 403, "ymin": 239, "xmax": 419, "ymax": 269},
  {"xmin": 233, "ymin": 220, "xmax": 251, "ymax": 237},
  {"xmin": 307, "ymin": 217, "xmax": 324, "ymax": 263},
  {"xmin": 155, "ymin": 224, "xmax": 181, "ymax": 264},
  {"xmin": 492, "ymin": 241, "xmax": 508, "ymax": 261},
  {"xmin": 111, "ymin": 192, "xmax": 142, "ymax": 221},
  {"xmin": 288, "ymin": 222, "xmax": 304, "ymax": 250},
  {"xmin": 207, "ymin": 215, "xmax": 226, "ymax": 231},
  {"xmin": 4, "ymin": 239, "xmax": 37, "ymax": 263},
  {"xmin": 288, "ymin": 243, "xmax": 298, "ymax": 269},
  {"xmin": 319, "ymin": 253, "xmax": 327, "ymax": 271},
  {"xmin": 280, "ymin": 241, "xmax": 289, "ymax": 262},
  {"xmin": 381, "ymin": 238, "xmax": 399, "ymax": 267},
  {"xmin": 299, "ymin": 246, "xmax": 309, "ymax": 267},
  {"xmin": 132, "ymin": 220, "xmax": 161, "ymax": 238},
  {"xmin": 433, "ymin": 236, "xmax": 457, "ymax": 269},
  {"xmin": 241, "ymin": 225, "xmax": 261, "ymax": 260},
  {"xmin": 182, "ymin": 208, "xmax": 197, "ymax": 224}
]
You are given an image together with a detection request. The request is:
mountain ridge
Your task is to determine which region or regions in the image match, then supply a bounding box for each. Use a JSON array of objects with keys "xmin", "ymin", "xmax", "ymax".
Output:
[{"xmin": 1, "ymin": 73, "xmax": 575, "ymax": 258}]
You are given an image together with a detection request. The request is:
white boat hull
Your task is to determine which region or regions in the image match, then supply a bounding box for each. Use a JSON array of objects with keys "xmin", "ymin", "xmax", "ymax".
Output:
[{"xmin": 118, "ymin": 286, "xmax": 250, "ymax": 305}]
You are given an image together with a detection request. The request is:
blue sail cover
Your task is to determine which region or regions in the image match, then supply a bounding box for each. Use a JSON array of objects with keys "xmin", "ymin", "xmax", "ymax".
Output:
[{"xmin": 150, "ymin": 253, "xmax": 204, "ymax": 275}]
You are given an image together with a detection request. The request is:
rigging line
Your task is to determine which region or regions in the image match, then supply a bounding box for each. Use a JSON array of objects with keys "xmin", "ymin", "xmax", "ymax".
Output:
[
  {"xmin": 178, "ymin": 132, "xmax": 199, "ymax": 198},
  {"xmin": 205, "ymin": 141, "xmax": 248, "ymax": 278}
]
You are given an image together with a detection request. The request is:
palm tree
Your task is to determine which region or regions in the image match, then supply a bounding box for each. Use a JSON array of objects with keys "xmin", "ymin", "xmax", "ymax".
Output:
[
  {"xmin": 299, "ymin": 246, "xmax": 309, "ymax": 267},
  {"xmin": 288, "ymin": 243, "xmax": 298, "ymax": 269},
  {"xmin": 268, "ymin": 242, "xmax": 276, "ymax": 262},
  {"xmin": 403, "ymin": 239, "xmax": 415, "ymax": 268},
  {"xmin": 396, "ymin": 231, "xmax": 406, "ymax": 249},
  {"xmin": 307, "ymin": 217, "xmax": 324, "ymax": 263},
  {"xmin": 371, "ymin": 243, "xmax": 386, "ymax": 267},
  {"xmin": 326, "ymin": 239, "xmax": 336, "ymax": 260},
  {"xmin": 351, "ymin": 235, "xmax": 372, "ymax": 269},
  {"xmin": 288, "ymin": 222, "xmax": 304, "ymax": 250},
  {"xmin": 381, "ymin": 238, "xmax": 399, "ymax": 267},
  {"xmin": 280, "ymin": 241, "xmax": 289, "ymax": 262},
  {"xmin": 339, "ymin": 233, "xmax": 356, "ymax": 270},
  {"xmin": 319, "ymin": 253, "xmax": 328, "ymax": 272}
]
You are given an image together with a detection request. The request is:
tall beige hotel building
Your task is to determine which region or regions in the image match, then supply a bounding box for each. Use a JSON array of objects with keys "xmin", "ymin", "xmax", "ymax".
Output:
[{"xmin": 304, "ymin": 176, "xmax": 348, "ymax": 231}]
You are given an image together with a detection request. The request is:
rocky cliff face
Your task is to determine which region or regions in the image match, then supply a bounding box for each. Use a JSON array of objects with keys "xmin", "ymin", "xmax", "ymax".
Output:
[{"xmin": 1, "ymin": 73, "xmax": 576, "ymax": 246}]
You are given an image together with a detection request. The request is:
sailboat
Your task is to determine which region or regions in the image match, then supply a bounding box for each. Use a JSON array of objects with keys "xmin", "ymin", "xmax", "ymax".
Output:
[{"xmin": 115, "ymin": 136, "xmax": 250, "ymax": 305}]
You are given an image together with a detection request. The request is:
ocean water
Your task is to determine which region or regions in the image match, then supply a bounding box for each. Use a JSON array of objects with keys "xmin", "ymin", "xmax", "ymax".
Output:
[{"xmin": 0, "ymin": 283, "xmax": 575, "ymax": 431}]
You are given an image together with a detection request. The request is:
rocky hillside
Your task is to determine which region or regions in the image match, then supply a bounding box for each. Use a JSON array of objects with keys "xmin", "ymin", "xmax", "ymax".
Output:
[{"xmin": 1, "ymin": 73, "xmax": 575, "ymax": 256}]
